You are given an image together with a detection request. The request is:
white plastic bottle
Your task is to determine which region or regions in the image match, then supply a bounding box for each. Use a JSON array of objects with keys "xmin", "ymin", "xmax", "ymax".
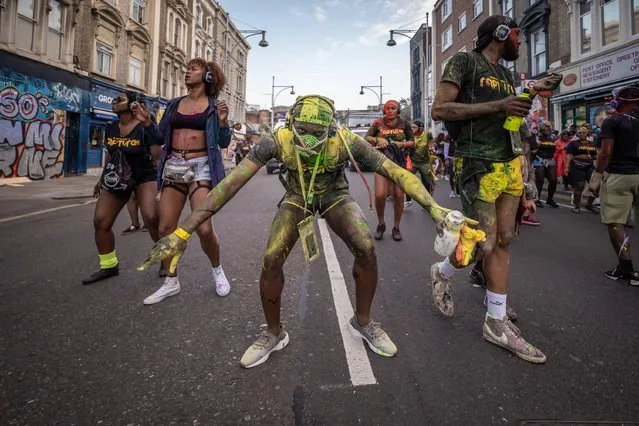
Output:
[{"xmin": 434, "ymin": 211, "xmax": 465, "ymax": 257}]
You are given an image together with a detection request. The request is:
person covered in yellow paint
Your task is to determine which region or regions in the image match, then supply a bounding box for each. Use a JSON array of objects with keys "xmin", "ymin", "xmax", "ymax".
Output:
[
  {"xmin": 138, "ymin": 94, "xmax": 479, "ymax": 369},
  {"xmin": 404, "ymin": 119, "xmax": 434, "ymax": 208}
]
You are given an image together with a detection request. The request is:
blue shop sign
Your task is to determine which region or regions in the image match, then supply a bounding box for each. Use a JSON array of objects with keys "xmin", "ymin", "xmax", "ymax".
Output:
[{"xmin": 90, "ymin": 85, "xmax": 120, "ymax": 110}]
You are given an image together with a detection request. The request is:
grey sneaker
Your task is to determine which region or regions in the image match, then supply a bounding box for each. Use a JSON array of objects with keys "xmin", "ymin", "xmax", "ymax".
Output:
[
  {"xmin": 431, "ymin": 263, "xmax": 454, "ymax": 317},
  {"xmin": 348, "ymin": 316, "xmax": 397, "ymax": 357},
  {"xmin": 240, "ymin": 328, "xmax": 289, "ymax": 369},
  {"xmin": 483, "ymin": 296, "xmax": 519, "ymax": 322},
  {"xmin": 482, "ymin": 314, "xmax": 546, "ymax": 364}
]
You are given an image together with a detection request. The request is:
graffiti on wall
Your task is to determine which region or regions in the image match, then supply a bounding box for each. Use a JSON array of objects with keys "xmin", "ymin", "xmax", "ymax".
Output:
[
  {"xmin": 0, "ymin": 85, "xmax": 67, "ymax": 180},
  {"xmin": 0, "ymin": 67, "xmax": 83, "ymax": 180}
]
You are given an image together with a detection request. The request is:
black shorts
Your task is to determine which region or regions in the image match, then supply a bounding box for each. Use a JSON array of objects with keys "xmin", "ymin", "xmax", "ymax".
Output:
[
  {"xmin": 569, "ymin": 164, "xmax": 593, "ymax": 183},
  {"xmin": 102, "ymin": 158, "xmax": 158, "ymax": 197}
]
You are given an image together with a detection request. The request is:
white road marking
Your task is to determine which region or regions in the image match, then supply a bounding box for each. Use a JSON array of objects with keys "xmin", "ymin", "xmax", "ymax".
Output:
[
  {"xmin": 0, "ymin": 199, "xmax": 96, "ymax": 224},
  {"xmin": 317, "ymin": 218, "xmax": 377, "ymax": 386}
]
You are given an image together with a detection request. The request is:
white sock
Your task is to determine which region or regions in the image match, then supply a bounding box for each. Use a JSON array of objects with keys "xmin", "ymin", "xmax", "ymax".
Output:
[
  {"xmin": 212, "ymin": 265, "xmax": 224, "ymax": 276},
  {"xmin": 486, "ymin": 290, "xmax": 507, "ymax": 320},
  {"xmin": 438, "ymin": 257, "xmax": 461, "ymax": 280}
]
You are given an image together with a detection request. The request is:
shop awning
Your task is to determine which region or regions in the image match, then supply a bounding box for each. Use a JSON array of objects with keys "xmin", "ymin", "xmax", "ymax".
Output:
[
  {"xmin": 91, "ymin": 107, "xmax": 118, "ymax": 120},
  {"xmin": 551, "ymin": 77, "xmax": 639, "ymax": 104}
]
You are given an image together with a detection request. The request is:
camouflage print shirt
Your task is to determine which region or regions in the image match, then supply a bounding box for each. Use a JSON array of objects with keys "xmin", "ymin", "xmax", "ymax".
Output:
[
  {"xmin": 246, "ymin": 126, "xmax": 386, "ymax": 196},
  {"xmin": 441, "ymin": 51, "xmax": 517, "ymax": 162}
]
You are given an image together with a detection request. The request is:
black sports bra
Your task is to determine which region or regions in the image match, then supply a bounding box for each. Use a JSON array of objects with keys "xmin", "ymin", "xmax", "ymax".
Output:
[{"xmin": 171, "ymin": 110, "xmax": 207, "ymax": 131}]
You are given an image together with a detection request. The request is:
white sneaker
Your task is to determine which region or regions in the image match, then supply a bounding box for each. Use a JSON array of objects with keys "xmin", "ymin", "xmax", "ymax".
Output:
[
  {"xmin": 449, "ymin": 191, "xmax": 457, "ymax": 198},
  {"xmin": 212, "ymin": 265, "xmax": 230, "ymax": 297},
  {"xmin": 144, "ymin": 277, "xmax": 180, "ymax": 305},
  {"xmin": 404, "ymin": 200, "xmax": 412, "ymax": 207}
]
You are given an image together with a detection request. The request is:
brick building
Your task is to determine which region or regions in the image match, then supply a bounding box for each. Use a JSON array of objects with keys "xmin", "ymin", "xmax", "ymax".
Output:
[
  {"xmin": 408, "ymin": 23, "xmax": 432, "ymax": 128},
  {"xmin": 432, "ymin": 0, "xmax": 502, "ymax": 134}
]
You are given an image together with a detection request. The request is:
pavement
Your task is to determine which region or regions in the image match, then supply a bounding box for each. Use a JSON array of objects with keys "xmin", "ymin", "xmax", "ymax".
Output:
[
  {"xmin": 0, "ymin": 159, "xmax": 237, "ymax": 221},
  {"xmin": 1, "ymin": 167, "xmax": 638, "ymax": 424}
]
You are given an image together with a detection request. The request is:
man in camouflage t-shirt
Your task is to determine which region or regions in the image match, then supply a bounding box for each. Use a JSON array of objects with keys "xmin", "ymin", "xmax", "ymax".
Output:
[{"xmin": 430, "ymin": 15, "xmax": 562, "ymax": 364}]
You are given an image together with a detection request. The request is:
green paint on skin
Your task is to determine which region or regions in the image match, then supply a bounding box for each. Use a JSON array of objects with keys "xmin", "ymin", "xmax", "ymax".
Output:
[{"xmin": 356, "ymin": 219, "xmax": 369, "ymax": 229}]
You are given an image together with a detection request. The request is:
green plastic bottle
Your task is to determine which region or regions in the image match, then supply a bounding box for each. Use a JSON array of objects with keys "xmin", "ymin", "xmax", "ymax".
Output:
[{"xmin": 503, "ymin": 88, "xmax": 531, "ymax": 132}]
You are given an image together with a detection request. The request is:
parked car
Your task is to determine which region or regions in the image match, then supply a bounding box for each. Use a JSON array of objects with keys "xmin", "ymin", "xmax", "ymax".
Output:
[
  {"xmin": 266, "ymin": 158, "xmax": 284, "ymax": 174},
  {"xmin": 348, "ymin": 127, "xmax": 374, "ymax": 172}
]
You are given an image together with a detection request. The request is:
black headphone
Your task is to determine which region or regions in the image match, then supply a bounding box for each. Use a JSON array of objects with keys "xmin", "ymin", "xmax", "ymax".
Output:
[
  {"xmin": 203, "ymin": 63, "xmax": 213, "ymax": 83},
  {"xmin": 413, "ymin": 119, "xmax": 424, "ymax": 131},
  {"xmin": 493, "ymin": 24, "xmax": 511, "ymax": 41}
]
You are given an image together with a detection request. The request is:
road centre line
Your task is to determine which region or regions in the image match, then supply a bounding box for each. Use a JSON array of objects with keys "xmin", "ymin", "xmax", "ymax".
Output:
[
  {"xmin": 317, "ymin": 218, "xmax": 377, "ymax": 387},
  {"xmin": 0, "ymin": 199, "xmax": 96, "ymax": 224}
]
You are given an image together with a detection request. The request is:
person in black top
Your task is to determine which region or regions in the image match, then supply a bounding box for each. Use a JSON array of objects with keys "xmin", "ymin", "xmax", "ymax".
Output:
[
  {"xmin": 82, "ymin": 91, "xmax": 163, "ymax": 284},
  {"xmin": 365, "ymin": 100, "xmax": 414, "ymax": 241},
  {"xmin": 588, "ymin": 86, "xmax": 639, "ymax": 285},
  {"xmin": 533, "ymin": 122, "xmax": 559, "ymax": 208},
  {"xmin": 565, "ymin": 127, "xmax": 597, "ymax": 213}
]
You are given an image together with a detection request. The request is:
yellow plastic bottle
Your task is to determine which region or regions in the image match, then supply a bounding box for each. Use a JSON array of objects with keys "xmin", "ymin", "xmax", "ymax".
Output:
[{"xmin": 503, "ymin": 88, "xmax": 531, "ymax": 132}]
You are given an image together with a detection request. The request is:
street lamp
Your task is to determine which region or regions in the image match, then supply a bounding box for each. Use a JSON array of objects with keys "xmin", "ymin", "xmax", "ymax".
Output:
[
  {"xmin": 359, "ymin": 76, "xmax": 383, "ymax": 110},
  {"xmin": 386, "ymin": 13, "xmax": 431, "ymax": 131},
  {"xmin": 222, "ymin": 28, "xmax": 269, "ymax": 123},
  {"xmin": 238, "ymin": 29, "xmax": 269, "ymax": 47},
  {"xmin": 271, "ymin": 76, "xmax": 295, "ymax": 129}
]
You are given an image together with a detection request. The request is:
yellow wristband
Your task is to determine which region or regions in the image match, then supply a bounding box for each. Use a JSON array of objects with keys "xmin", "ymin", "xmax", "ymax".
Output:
[{"xmin": 174, "ymin": 227, "xmax": 191, "ymax": 241}]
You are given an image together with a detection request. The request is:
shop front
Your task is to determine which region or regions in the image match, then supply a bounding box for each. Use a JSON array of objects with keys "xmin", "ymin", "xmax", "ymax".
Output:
[
  {"xmin": 0, "ymin": 52, "xmax": 90, "ymax": 180},
  {"xmin": 551, "ymin": 43, "xmax": 639, "ymax": 131},
  {"xmin": 88, "ymin": 81, "xmax": 121, "ymax": 170}
]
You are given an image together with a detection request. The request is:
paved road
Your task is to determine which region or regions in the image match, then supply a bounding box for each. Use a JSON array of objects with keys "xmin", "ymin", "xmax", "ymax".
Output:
[{"xmin": 1, "ymin": 169, "xmax": 638, "ymax": 425}]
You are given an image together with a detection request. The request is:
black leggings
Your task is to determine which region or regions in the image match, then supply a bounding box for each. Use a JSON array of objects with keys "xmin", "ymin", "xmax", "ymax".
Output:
[{"xmin": 535, "ymin": 165, "xmax": 557, "ymax": 201}]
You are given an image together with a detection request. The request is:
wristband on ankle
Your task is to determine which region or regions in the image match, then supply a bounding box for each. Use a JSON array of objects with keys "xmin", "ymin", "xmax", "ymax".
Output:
[{"xmin": 174, "ymin": 227, "xmax": 191, "ymax": 241}]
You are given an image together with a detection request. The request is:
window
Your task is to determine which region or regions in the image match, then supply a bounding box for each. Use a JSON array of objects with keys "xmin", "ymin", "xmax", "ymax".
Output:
[
  {"xmin": 162, "ymin": 63, "xmax": 169, "ymax": 97},
  {"xmin": 206, "ymin": 49, "xmax": 211, "ymax": 61},
  {"xmin": 442, "ymin": 26, "xmax": 452, "ymax": 51},
  {"xmin": 579, "ymin": 1, "xmax": 592, "ymax": 54},
  {"xmin": 458, "ymin": 13, "xmax": 467, "ymax": 32},
  {"xmin": 129, "ymin": 58, "xmax": 142, "ymax": 86},
  {"xmin": 195, "ymin": 40, "xmax": 201, "ymax": 57},
  {"xmin": 47, "ymin": 1, "xmax": 63, "ymax": 59},
  {"xmin": 531, "ymin": 29, "xmax": 547, "ymax": 75},
  {"xmin": 132, "ymin": 0, "xmax": 145, "ymax": 24},
  {"xmin": 600, "ymin": 0, "xmax": 619, "ymax": 45},
  {"xmin": 172, "ymin": 66, "xmax": 177, "ymax": 98},
  {"xmin": 503, "ymin": 0, "xmax": 513, "ymax": 18},
  {"xmin": 17, "ymin": 0, "xmax": 37, "ymax": 51},
  {"xmin": 634, "ymin": 0, "xmax": 639, "ymax": 35},
  {"xmin": 196, "ymin": 5, "xmax": 202, "ymax": 26},
  {"xmin": 182, "ymin": 23, "xmax": 187, "ymax": 50},
  {"xmin": 173, "ymin": 18, "xmax": 180, "ymax": 46},
  {"xmin": 441, "ymin": 0, "xmax": 451, "ymax": 21},
  {"xmin": 168, "ymin": 13, "xmax": 173, "ymax": 42},
  {"xmin": 503, "ymin": 60, "xmax": 515, "ymax": 78},
  {"xmin": 473, "ymin": 0, "xmax": 483, "ymax": 18},
  {"xmin": 96, "ymin": 42, "xmax": 113, "ymax": 75},
  {"xmin": 236, "ymin": 75, "xmax": 243, "ymax": 95},
  {"xmin": 206, "ymin": 17, "xmax": 212, "ymax": 35}
]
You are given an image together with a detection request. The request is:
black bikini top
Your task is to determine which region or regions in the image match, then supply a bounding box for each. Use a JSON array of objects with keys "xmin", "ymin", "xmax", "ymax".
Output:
[{"xmin": 171, "ymin": 110, "xmax": 207, "ymax": 131}]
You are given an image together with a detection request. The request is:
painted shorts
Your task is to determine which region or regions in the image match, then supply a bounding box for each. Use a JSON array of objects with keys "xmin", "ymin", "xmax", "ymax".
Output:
[{"xmin": 454, "ymin": 156, "xmax": 523, "ymax": 204}]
